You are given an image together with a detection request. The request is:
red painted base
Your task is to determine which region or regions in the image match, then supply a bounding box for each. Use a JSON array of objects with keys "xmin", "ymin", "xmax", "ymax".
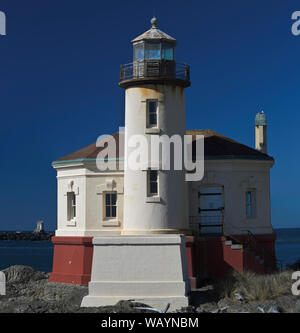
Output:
[
  {"xmin": 49, "ymin": 234, "xmax": 276, "ymax": 287},
  {"xmin": 187, "ymin": 234, "xmax": 277, "ymax": 286},
  {"xmin": 49, "ymin": 236, "xmax": 93, "ymax": 285}
]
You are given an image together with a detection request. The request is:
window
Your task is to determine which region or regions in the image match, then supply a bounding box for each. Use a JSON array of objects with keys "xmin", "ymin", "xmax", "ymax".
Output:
[
  {"xmin": 133, "ymin": 42, "xmax": 144, "ymax": 61},
  {"xmin": 246, "ymin": 190, "xmax": 256, "ymax": 218},
  {"xmin": 148, "ymin": 170, "xmax": 158, "ymax": 196},
  {"xmin": 162, "ymin": 44, "xmax": 174, "ymax": 60},
  {"xmin": 145, "ymin": 42, "xmax": 160, "ymax": 60},
  {"xmin": 105, "ymin": 192, "xmax": 117, "ymax": 218},
  {"xmin": 147, "ymin": 100, "xmax": 158, "ymax": 128},
  {"xmin": 67, "ymin": 192, "xmax": 76, "ymax": 221}
]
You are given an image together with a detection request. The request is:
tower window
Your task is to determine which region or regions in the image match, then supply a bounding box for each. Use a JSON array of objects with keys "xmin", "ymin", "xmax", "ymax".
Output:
[
  {"xmin": 148, "ymin": 170, "xmax": 158, "ymax": 196},
  {"xmin": 105, "ymin": 192, "xmax": 117, "ymax": 218},
  {"xmin": 147, "ymin": 100, "xmax": 158, "ymax": 128},
  {"xmin": 246, "ymin": 190, "xmax": 256, "ymax": 218},
  {"xmin": 145, "ymin": 42, "xmax": 160, "ymax": 60},
  {"xmin": 67, "ymin": 192, "xmax": 76, "ymax": 221}
]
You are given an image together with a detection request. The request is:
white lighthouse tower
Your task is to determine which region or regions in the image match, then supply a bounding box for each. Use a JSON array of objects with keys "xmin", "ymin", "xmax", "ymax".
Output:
[
  {"xmin": 82, "ymin": 18, "xmax": 191, "ymax": 310},
  {"xmin": 121, "ymin": 16, "xmax": 190, "ymax": 234}
]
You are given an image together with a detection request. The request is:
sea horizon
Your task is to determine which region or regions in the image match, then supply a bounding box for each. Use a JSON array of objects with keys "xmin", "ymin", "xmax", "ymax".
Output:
[{"xmin": 0, "ymin": 227, "xmax": 299, "ymax": 273}]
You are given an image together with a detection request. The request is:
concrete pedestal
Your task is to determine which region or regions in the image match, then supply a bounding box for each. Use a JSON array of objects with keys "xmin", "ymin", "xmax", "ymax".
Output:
[{"xmin": 81, "ymin": 234, "xmax": 190, "ymax": 311}]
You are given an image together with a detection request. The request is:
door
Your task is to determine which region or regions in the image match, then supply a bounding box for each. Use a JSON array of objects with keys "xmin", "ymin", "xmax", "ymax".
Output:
[{"xmin": 198, "ymin": 186, "xmax": 224, "ymax": 234}]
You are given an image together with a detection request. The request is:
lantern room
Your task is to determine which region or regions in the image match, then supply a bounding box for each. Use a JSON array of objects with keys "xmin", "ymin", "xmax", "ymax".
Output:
[
  {"xmin": 119, "ymin": 17, "xmax": 190, "ymax": 88},
  {"xmin": 132, "ymin": 17, "xmax": 177, "ymax": 62}
]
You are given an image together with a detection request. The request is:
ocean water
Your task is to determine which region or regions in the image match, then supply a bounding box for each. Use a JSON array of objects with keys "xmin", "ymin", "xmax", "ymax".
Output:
[
  {"xmin": 0, "ymin": 228, "xmax": 299, "ymax": 272},
  {"xmin": 275, "ymin": 228, "xmax": 300, "ymax": 267},
  {"xmin": 0, "ymin": 240, "xmax": 54, "ymax": 272}
]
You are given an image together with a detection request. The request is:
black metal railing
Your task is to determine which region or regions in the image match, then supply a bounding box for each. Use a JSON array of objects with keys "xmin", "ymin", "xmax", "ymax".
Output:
[
  {"xmin": 120, "ymin": 61, "xmax": 190, "ymax": 82},
  {"xmin": 243, "ymin": 230, "xmax": 283, "ymax": 272},
  {"xmin": 228, "ymin": 230, "xmax": 283, "ymax": 272}
]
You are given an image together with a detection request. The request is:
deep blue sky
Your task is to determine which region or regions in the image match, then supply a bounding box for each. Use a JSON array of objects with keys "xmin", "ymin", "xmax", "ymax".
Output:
[{"xmin": 0, "ymin": 0, "xmax": 299, "ymax": 231}]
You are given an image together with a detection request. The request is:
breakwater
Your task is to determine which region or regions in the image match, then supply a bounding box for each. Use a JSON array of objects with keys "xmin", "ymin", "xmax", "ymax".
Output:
[{"xmin": 0, "ymin": 232, "xmax": 54, "ymax": 241}]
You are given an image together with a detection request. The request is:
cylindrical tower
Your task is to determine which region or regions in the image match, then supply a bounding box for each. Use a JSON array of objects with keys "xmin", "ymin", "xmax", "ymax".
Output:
[
  {"xmin": 120, "ymin": 17, "xmax": 191, "ymax": 234},
  {"xmin": 255, "ymin": 111, "xmax": 267, "ymax": 154}
]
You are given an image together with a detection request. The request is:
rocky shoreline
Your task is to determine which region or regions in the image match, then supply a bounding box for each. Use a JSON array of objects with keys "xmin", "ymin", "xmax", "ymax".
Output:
[
  {"xmin": 0, "ymin": 265, "xmax": 299, "ymax": 313},
  {"xmin": 0, "ymin": 232, "xmax": 54, "ymax": 241}
]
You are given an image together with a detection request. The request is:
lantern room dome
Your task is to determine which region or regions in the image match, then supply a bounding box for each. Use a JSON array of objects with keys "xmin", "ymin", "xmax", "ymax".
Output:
[{"xmin": 131, "ymin": 17, "xmax": 177, "ymax": 44}]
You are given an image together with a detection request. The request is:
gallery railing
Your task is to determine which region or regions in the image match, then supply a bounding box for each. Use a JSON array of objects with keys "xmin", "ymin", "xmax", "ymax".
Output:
[{"xmin": 120, "ymin": 61, "xmax": 190, "ymax": 82}]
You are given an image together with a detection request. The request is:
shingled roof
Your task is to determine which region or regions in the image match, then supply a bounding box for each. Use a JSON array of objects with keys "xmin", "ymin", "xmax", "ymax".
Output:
[
  {"xmin": 186, "ymin": 130, "xmax": 273, "ymax": 160},
  {"xmin": 55, "ymin": 130, "xmax": 273, "ymax": 164}
]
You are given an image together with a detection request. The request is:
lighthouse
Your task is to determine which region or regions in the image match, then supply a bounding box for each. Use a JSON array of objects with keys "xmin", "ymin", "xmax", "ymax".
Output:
[
  {"xmin": 81, "ymin": 18, "xmax": 191, "ymax": 310},
  {"xmin": 120, "ymin": 16, "xmax": 190, "ymax": 234}
]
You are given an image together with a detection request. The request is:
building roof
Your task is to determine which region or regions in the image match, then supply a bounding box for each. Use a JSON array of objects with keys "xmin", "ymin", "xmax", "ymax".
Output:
[
  {"xmin": 55, "ymin": 130, "xmax": 273, "ymax": 164},
  {"xmin": 186, "ymin": 130, "xmax": 273, "ymax": 160},
  {"xmin": 131, "ymin": 17, "xmax": 176, "ymax": 44}
]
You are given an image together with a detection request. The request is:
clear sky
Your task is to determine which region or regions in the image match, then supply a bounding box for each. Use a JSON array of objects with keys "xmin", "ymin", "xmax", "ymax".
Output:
[{"xmin": 0, "ymin": 0, "xmax": 299, "ymax": 231}]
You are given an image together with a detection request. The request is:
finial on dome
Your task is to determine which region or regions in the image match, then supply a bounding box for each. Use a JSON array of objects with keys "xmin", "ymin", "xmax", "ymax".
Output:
[{"xmin": 151, "ymin": 16, "xmax": 158, "ymax": 28}]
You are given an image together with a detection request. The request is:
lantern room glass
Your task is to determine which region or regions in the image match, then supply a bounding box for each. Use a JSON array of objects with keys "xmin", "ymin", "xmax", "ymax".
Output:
[
  {"xmin": 133, "ymin": 42, "xmax": 144, "ymax": 61},
  {"xmin": 133, "ymin": 41, "xmax": 174, "ymax": 61}
]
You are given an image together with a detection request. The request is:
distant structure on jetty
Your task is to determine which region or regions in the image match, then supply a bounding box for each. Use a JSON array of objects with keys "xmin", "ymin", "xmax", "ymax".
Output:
[
  {"xmin": 0, "ymin": 221, "xmax": 52, "ymax": 241},
  {"xmin": 34, "ymin": 220, "xmax": 44, "ymax": 233}
]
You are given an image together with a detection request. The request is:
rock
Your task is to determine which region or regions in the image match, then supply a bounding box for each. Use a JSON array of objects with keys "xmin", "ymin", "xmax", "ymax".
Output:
[
  {"xmin": 3, "ymin": 265, "xmax": 47, "ymax": 284},
  {"xmin": 267, "ymin": 306, "xmax": 281, "ymax": 313},
  {"xmin": 234, "ymin": 293, "xmax": 244, "ymax": 302},
  {"xmin": 176, "ymin": 306, "xmax": 196, "ymax": 313},
  {"xmin": 217, "ymin": 298, "xmax": 234, "ymax": 308},
  {"xmin": 0, "ymin": 265, "xmax": 297, "ymax": 313}
]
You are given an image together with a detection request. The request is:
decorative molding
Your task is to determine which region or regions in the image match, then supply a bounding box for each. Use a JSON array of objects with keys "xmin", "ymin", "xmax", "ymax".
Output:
[
  {"xmin": 145, "ymin": 128, "xmax": 161, "ymax": 135},
  {"xmin": 63, "ymin": 180, "xmax": 79, "ymax": 196},
  {"xmin": 102, "ymin": 220, "xmax": 120, "ymax": 227},
  {"xmin": 96, "ymin": 179, "xmax": 124, "ymax": 194},
  {"xmin": 66, "ymin": 220, "xmax": 76, "ymax": 227},
  {"xmin": 145, "ymin": 196, "xmax": 161, "ymax": 203},
  {"xmin": 240, "ymin": 176, "xmax": 263, "ymax": 192}
]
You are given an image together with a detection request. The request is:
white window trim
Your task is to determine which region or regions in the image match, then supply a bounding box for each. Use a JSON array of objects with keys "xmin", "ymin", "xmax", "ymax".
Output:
[
  {"xmin": 103, "ymin": 191, "xmax": 118, "ymax": 222},
  {"xmin": 144, "ymin": 168, "xmax": 161, "ymax": 203},
  {"xmin": 96, "ymin": 179, "xmax": 123, "ymax": 227},
  {"xmin": 63, "ymin": 181, "xmax": 79, "ymax": 227},
  {"xmin": 145, "ymin": 99, "xmax": 159, "ymax": 130}
]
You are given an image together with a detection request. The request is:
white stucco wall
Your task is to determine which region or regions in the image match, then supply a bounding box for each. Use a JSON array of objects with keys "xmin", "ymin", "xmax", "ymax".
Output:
[
  {"xmin": 123, "ymin": 84, "xmax": 189, "ymax": 233},
  {"xmin": 189, "ymin": 159, "xmax": 274, "ymax": 235},
  {"xmin": 54, "ymin": 162, "xmax": 124, "ymax": 237},
  {"xmin": 54, "ymin": 152, "xmax": 274, "ymax": 238}
]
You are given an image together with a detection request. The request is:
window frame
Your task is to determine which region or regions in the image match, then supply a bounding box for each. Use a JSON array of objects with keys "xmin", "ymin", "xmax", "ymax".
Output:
[
  {"xmin": 103, "ymin": 192, "xmax": 118, "ymax": 220},
  {"xmin": 67, "ymin": 191, "xmax": 76, "ymax": 221},
  {"xmin": 147, "ymin": 170, "xmax": 159, "ymax": 197},
  {"xmin": 246, "ymin": 189, "xmax": 256, "ymax": 219},
  {"xmin": 146, "ymin": 99, "xmax": 159, "ymax": 129}
]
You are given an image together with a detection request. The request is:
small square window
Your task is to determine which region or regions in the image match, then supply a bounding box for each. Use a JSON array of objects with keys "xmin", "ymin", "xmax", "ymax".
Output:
[
  {"xmin": 147, "ymin": 100, "xmax": 158, "ymax": 128},
  {"xmin": 148, "ymin": 170, "xmax": 158, "ymax": 196},
  {"xmin": 104, "ymin": 192, "xmax": 117, "ymax": 219}
]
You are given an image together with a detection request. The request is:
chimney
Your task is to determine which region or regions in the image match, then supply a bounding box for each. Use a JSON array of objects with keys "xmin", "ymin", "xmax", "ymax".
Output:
[{"xmin": 255, "ymin": 111, "xmax": 267, "ymax": 154}]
